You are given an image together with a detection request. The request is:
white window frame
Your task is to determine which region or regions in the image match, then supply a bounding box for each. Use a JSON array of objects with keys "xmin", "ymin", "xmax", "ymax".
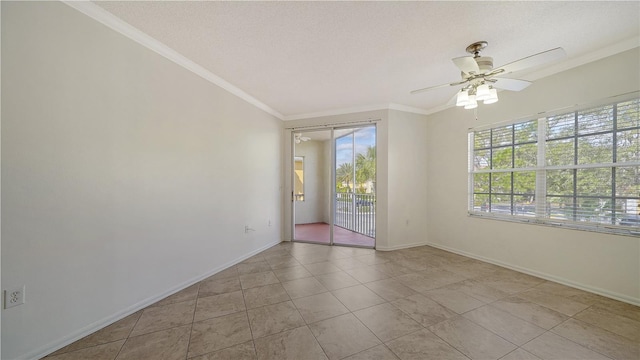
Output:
[{"xmin": 468, "ymin": 93, "xmax": 640, "ymax": 237}]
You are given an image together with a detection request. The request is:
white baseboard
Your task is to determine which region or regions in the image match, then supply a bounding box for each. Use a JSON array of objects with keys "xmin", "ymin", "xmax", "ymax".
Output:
[
  {"xmin": 376, "ymin": 241, "xmax": 429, "ymax": 251},
  {"xmin": 27, "ymin": 240, "xmax": 281, "ymax": 360},
  {"xmin": 425, "ymin": 241, "xmax": 640, "ymax": 307}
]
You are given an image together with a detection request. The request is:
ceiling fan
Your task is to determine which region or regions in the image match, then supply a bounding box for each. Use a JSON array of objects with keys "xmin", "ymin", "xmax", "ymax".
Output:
[
  {"xmin": 294, "ymin": 133, "xmax": 311, "ymax": 144},
  {"xmin": 411, "ymin": 41, "xmax": 566, "ymax": 109}
]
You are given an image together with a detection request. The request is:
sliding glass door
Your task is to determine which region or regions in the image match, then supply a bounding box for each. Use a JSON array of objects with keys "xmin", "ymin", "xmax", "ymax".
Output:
[{"xmin": 292, "ymin": 125, "xmax": 376, "ymax": 248}]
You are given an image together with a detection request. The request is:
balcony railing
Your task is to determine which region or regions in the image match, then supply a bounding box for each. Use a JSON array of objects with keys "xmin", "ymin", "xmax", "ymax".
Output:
[{"xmin": 335, "ymin": 192, "xmax": 375, "ymax": 237}]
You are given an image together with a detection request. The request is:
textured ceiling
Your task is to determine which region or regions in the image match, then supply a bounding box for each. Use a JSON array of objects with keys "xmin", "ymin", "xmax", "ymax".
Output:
[{"xmin": 94, "ymin": 1, "xmax": 640, "ymax": 120}]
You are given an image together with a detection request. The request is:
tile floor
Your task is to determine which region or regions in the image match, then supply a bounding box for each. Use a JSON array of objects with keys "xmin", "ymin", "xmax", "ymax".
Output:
[{"xmin": 44, "ymin": 242, "xmax": 640, "ymax": 360}]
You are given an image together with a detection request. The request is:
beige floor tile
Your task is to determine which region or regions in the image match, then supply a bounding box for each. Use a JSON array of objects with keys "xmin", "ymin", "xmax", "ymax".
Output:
[
  {"xmin": 247, "ymin": 301, "xmax": 306, "ymax": 339},
  {"xmin": 265, "ymin": 255, "xmax": 301, "ymax": 270},
  {"xmin": 332, "ymin": 284, "xmax": 386, "ymax": 311},
  {"xmin": 273, "ymin": 265, "xmax": 314, "ymax": 282},
  {"xmin": 46, "ymin": 340, "xmax": 124, "ymax": 360},
  {"xmin": 188, "ymin": 312, "xmax": 253, "ymax": 358},
  {"xmin": 419, "ymin": 268, "xmax": 468, "ymax": 288},
  {"xmin": 365, "ymin": 279, "xmax": 418, "ymax": 302},
  {"xmin": 315, "ymin": 271, "xmax": 361, "ymax": 291},
  {"xmin": 589, "ymin": 298, "xmax": 640, "ymax": 322},
  {"xmin": 254, "ymin": 326, "xmax": 327, "ymax": 360},
  {"xmin": 385, "ymin": 329, "xmax": 468, "ymax": 360},
  {"xmin": 189, "ymin": 341, "xmax": 256, "ymax": 360},
  {"xmin": 423, "ymin": 287, "xmax": 485, "ymax": 314},
  {"xmin": 552, "ymin": 318, "xmax": 639, "ymax": 360},
  {"xmin": 153, "ymin": 284, "xmax": 200, "ymax": 307},
  {"xmin": 354, "ymin": 303, "xmax": 423, "ymax": 342},
  {"xmin": 353, "ymin": 254, "xmax": 391, "ymax": 265},
  {"xmin": 374, "ymin": 262, "xmax": 415, "ymax": 277},
  {"xmin": 444, "ymin": 279, "xmax": 510, "ymax": 303},
  {"xmin": 237, "ymin": 261, "xmax": 273, "ymax": 275},
  {"xmin": 329, "ymin": 257, "xmax": 369, "ymax": 271},
  {"xmin": 429, "ymin": 316, "xmax": 517, "ymax": 360},
  {"xmin": 116, "ymin": 325, "xmax": 190, "ymax": 360},
  {"xmin": 292, "ymin": 292, "xmax": 349, "ymax": 324},
  {"xmin": 204, "ymin": 266, "xmax": 239, "ymax": 281},
  {"xmin": 304, "ymin": 261, "xmax": 342, "ymax": 276},
  {"xmin": 241, "ymin": 255, "xmax": 266, "ymax": 264},
  {"xmin": 391, "ymin": 294, "xmax": 457, "ymax": 327},
  {"xmin": 282, "ymin": 277, "xmax": 328, "ymax": 299},
  {"xmin": 522, "ymin": 332, "xmax": 611, "ymax": 360},
  {"xmin": 344, "ymin": 267, "xmax": 390, "ymax": 283},
  {"xmin": 239, "ymin": 271, "xmax": 280, "ymax": 290},
  {"xmin": 475, "ymin": 273, "xmax": 542, "ymax": 294},
  {"xmin": 194, "ymin": 290, "xmax": 246, "ymax": 322},
  {"xmin": 309, "ymin": 313, "xmax": 381, "ymax": 360},
  {"xmin": 198, "ymin": 277, "xmax": 242, "ymax": 298},
  {"xmin": 50, "ymin": 311, "xmax": 142, "ymax": 355},
  {"xmin": 574, "ymin": 306, "xmax": 640, "ymax": 342},
  {"xmin": 499, "ymin": 348, "xmax": 541, "ymax": 360},
  {"xmin": 395, "ymin": 273, "xmax": 440, "ymax": 293},
  {"xmin": 517, "ymin": 288, "xmax": 590, "ymax": 316},
  {"xmin": 398, "ymin": 258, "xmax": 429, "ymax": 272},
  {"xmin": 463, "ymin": 305, "xmax": 545, "ymax": 346},
  {"xmin": 243, "ymin": 283, "xmax": 290, "ymax": 309},
  {"xmin": 343, "ymin": 344, "xmax": 399, "ymax": 360},
  {"xmin": 491, "ymin": 296, "xmax": 568, "ymax": 329},
  {"xmin": 532, "ymin": 282, "xmax": 605, "ymax": 306},
  {"xmin": 129, "ymin": 300, "xmax": 196, "ymax": 337}
]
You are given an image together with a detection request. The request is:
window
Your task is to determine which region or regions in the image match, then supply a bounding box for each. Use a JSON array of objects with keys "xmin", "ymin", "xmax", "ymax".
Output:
[
  {"xmin": 469, "ymin": 97, "xmax": 640, "ymax": 235},
  {"xmin": 294, "ymin": 156, "xmax": 305, "ymax": 201}
]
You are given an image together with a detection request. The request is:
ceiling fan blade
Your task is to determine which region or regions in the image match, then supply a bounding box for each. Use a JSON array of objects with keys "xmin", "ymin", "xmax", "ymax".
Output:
[
  {"xmin": 491, "ymin": 78, "xmax": 532, "ymax": 91},
  {"xmin": 452, "ymin": 56, "xmax": 480, "ymax": 75},
  {"xmin": 492, "ymin": 47, "xmax": 566, "ymax": 76},
  {"xmin": 410, "ymin": 80, "xmax": 467, "ymax": 95}
]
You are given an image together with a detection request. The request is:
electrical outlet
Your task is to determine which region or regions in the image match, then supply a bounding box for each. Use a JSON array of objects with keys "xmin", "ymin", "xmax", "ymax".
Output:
[
  {"xmin": 4, "ymin": 286, "xmax": 25, "ymax": 309},
  {"xmin": 268, "ymin": 220, "xmax": 272, "ymax": 227}
]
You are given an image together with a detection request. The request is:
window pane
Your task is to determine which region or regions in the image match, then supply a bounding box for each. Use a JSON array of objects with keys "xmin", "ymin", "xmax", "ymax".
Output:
[
  {"xmin": 616, "ymin": 129, "xmax": 640, "ymax": 163},
  {"xmin": 577, "ymin": 105, "xmax": 613, "ymax": 135},
  {"xmin": 617, "ymin": 198, "xmax": 640, "ymax": 226},
  {"xmin": 490, "ymin": 195, "xmax": 512, "ymax": 214},
  {"xmin": 576, "ymin": 197, "xmax": 613, "ymax": 224},
  {"xmin": 514, "ymin": 196, "xmax": 536, "ymax": 217},
  {"xmin": 492, "ymin": 172, "xmax": 511, "ymax": 194},
  {"xmin": 514, "ymin": 143, "xmax": 537, "ymax": 168},
  {"xmin": 492, "ymin": 147, "xmax": 513, "ymax": 169},
  {"xmin": 474, "ymin": 129, "xmax": 491, "ymax": 149},
  {"xmin": 616, "ymin": 166, "xmax": 640, "ymax": 197},
  {"xmin": 474, "ymin": 149, "xmax": 491, "ymax": 170},
  {"xmin": 577, "ymin": 133, "xmax": 613, "ymax": 164},
  {"xmin": 514, "ymin": 171, "xmax": 535, "ymax": 194},
  {"xmin": 547, "ymin": 195, "xmax": 572, "ymax": 220},
  {"xmin": 547, "ymin": 112, "xmax": 574, "ymax": 139},
  {"xmin": 577, "ymin": 168, "xmax": 612, "ymax": 196},
  {"xmin": 473, "ymin": 194, "xmax": 489, "ymax": 212},
  {"xmin": 473, "ymin": 173, "xmax": 490, "ymax": 193},
  {"xmin": 514, "ymin": 120, "xmax": 537, "ymax": 144},
  {"xmin": 492, "ymin": 125, "xmax": 512, "ymax": 147},
  {"xmin": 547, "ymin": 169, "xmax": 574, "ymax": 196},
  {"xmin": 546, "ymin": 138, "xmax": 574, "ymax": 166},
  {"xmin": 616, "ymin": 99, "xmax": 639, "ymax": 130}
]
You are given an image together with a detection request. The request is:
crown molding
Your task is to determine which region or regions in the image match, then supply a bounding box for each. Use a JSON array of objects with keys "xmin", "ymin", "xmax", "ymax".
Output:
[
  {"xmin": 62, "ymin": 1, "xmax": 284, "ymax": 120},
  {"xmin": 282, "ymin": 103, "xmax": 432, "ymax": 121}
]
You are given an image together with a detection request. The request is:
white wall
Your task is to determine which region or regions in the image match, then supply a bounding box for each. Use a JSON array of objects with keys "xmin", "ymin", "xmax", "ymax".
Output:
[
  {"xmin": 1, "ymin": 2, "xmax": 282, "ymax": 359},
  {"xmin": 385, "ymin": 110, "xmax": 429, "ymax": 250},
  {"xmin": 425, "ymin": 48, "xmax": 640, "ymax": 304},
  {"xmin": 294, "ymin": 139, "xmax": 329, "ymax": 224}
]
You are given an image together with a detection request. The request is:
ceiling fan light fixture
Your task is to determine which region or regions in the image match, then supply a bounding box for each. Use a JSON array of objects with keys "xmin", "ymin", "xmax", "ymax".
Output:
[
  {"xmin": 456, "ymin": 90, "xmax": 470, "ymax": 107},
  {"xmin": 464, "ymin": 94, "xmax": 478, "ymax": 109},
  {"xmin": 475, "ymin": 83, "xmax": 491, "ymax": 101},
  {"xmin": 483, "ymin": 88, "xmax": 499, "ymax": 104}
]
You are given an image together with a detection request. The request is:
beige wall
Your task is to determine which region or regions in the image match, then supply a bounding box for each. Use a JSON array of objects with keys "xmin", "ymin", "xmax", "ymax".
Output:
[
  {"xmin": 1, "ymin": 2, "xmax": 282, "ymax": 359},
  {"xmin": 425, "ymin": 48, "xmax": 640, "ymax": 304}
]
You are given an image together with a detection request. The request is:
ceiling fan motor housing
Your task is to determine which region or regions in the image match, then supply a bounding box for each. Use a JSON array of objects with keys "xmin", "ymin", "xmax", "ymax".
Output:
[{"xmin": 475, "ymin": 57, "xmax": 493, "ymax": 73}]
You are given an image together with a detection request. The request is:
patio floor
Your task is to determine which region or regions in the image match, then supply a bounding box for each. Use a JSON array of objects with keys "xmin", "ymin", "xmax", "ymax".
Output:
[{"xmin": 294, "ymin": 222, "xmax": 375, "ymax": 247}]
